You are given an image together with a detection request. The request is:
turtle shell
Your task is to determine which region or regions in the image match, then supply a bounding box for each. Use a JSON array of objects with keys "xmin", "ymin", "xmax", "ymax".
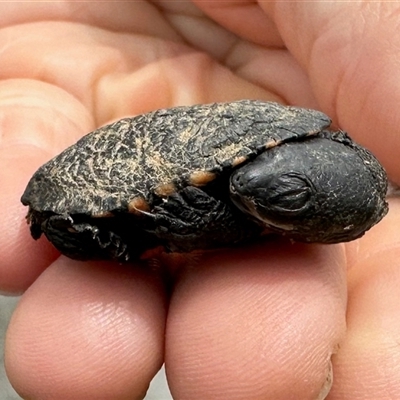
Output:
[{"xmin": 21, "ymin": 100, "xmax": 331, "ymax": 217}]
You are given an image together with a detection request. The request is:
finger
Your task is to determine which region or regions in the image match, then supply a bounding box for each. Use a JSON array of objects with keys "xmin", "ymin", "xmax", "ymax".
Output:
[
  {"xmin": 166, "ymin": 241, "xmax": 347, "ymax": 399},
  {"xmin": 173, "ymin": 0, "xmax": 284, "ymax": 47},
  {"xmin": 328, "ymin": 198, "xmax": 400, "ymax": 399},
  {"xmin": 5, "ymin": 257, "xmax": 167, "ymax": 399},
  {"xmin": 0, "ymin": 2, "xmax": 183, "ymax": 45},
  {"xmin": 0, "ymin": 17, "xmax": 272, "ymax": 122}
]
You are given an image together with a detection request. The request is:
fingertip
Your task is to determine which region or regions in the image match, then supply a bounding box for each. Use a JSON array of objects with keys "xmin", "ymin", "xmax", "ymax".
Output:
[
  {"xmin": 5, "ymin": 258, "xmax": 167, "ymax": 399},
  {"xmin": 166, "ymin": 240, "xmax": 347, "ymax": 399}
]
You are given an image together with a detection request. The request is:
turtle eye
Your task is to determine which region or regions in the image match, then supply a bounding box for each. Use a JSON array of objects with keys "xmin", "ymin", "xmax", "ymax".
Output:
[
  {"xmin": 230, "ymin": 167, "xmax": 316, "ymax": 226},
  {"xmin": 258, "ymin": 173, "xmax": 314, "ymax": 216}
]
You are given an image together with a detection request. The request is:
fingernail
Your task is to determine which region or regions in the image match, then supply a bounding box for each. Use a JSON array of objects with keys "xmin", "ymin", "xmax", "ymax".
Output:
[{"xmin": 316, "ymin": 360, "xmax": 333, "ymax": 400}]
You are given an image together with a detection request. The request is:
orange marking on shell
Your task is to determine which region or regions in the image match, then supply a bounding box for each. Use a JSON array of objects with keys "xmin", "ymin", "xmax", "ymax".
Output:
[
  {"xmin": 265, "ymin": 139, "xmax": 281, "ymax": 148},
  {"xmin": 92, "ymin": 211, "xmax": 114, "ymax": 218},
  {"xmin": 307, "ymin": 128, "xmax": 323, "ymax": 136},
  {"xmin": 128, "ymin": 196, "xmax": 150, "ymax": 214},
  {"xmin": 232, "ymin": 156, "xmax": 248, "ymax": 167},
  {"xmin": 189, "ymin": 171, "xmax": 217, "ymax": 186},
  {"xmin": 154, "ymin": 183, "xmax": 177, "ymax": 197}
]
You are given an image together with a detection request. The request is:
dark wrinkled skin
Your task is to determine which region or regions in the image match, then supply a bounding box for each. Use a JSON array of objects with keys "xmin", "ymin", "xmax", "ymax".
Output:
[
  {"xmin": 21, "ymin": 100, "xmax": 388, "ymax": 261},
  {"xmin": 230, "ymin": 131, "xmax": 388, "ymax": 243}
]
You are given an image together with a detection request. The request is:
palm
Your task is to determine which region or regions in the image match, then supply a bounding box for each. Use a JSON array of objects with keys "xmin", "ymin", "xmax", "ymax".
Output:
[{"xmin": 1, "ymin": 2, "xmax": 399, "ymax": 400}]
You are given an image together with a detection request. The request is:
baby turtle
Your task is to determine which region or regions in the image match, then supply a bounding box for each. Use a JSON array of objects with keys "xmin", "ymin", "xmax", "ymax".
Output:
[{"xmin": 21, "ymin": 100, "xmax": 388, "ymax": 261}]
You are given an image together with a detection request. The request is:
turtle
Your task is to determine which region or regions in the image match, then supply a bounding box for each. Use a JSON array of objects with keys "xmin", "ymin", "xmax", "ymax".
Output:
[{"xmin": 21, "ymin": 100, "xmax": 388, "ymax": 262}]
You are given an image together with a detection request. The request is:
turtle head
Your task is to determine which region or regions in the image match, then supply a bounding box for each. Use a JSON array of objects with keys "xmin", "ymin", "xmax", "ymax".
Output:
[{"xmin": 229, "ymin": 132, "xmax": 388, "ymax": 243}]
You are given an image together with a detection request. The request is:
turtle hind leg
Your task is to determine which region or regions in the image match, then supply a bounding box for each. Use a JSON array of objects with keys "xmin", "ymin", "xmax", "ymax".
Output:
[
  {"xmin": 148, "ymin": 186, "xmax": 262, "ymax": 252},
  {"xmin": 43, "ymin": 214, "xmax": 155, "ymax": 261},
  {"xmin": 42, "ymin": 215, "xmax": 102, "ymax": 260}
]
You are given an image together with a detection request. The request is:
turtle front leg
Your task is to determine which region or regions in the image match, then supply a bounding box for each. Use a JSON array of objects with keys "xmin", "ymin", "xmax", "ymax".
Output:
[{"xmin": 148, "ymin": 186, "xmax": 262, "ymax": 252}]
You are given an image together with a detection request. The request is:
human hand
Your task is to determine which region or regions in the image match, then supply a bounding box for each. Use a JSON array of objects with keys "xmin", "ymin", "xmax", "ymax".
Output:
[{"xmin": 2, "ymin": 2, "xmax": 400, "ymax": 399}]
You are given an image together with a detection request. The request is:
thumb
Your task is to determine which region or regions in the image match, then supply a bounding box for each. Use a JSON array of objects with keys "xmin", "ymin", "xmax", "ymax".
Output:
[{"xmin": 197, "ymin": 1, "xmax": 400, "ymax": 183}]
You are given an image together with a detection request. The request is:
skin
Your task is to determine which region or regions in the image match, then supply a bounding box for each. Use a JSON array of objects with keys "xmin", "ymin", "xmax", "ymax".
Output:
[{"xmin": 1, "ymin": 1, "xmax": 400, "ymax": 399}]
